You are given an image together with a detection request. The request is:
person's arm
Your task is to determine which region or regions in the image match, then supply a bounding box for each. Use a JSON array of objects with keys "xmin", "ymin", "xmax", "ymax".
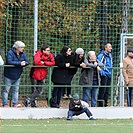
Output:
[
  {"xmin": 6, "ymin": 52, "xmax": 22, "ymax": 66},
  {"xmin": 97, "ymin": 59, "xmax": 104, "ymax": 67},
  {"xmin": 122, "ymin": 59, "xmax": 129, "ymax": 85},
  {"xmin": 44, "ymin": 53, "xmax": 55, "ymax": 66},
  {"xmin": 23, "ymin": 53, "xmax": 29, "ymax": 66},
  {"xmin": 97, "ymin": 53, "xmax": 104, "ymax": 63},
  {"xmin": 0, "ymin": 55, "xmax": 4, "ymax": 66},
  {"xmin": 34, "ymin": 52, "xmax": 45, "ymax": 66},
  {"xmin": 84, "ymin": 58, "xmax": 97, "ymax": 68},
  {"xmin": 69, "ymin": 99, "xmax": 76, "ymax": 110},
  {"xmin": 55, "ymin": 54, "xmax": 68, "ymax": 68}
]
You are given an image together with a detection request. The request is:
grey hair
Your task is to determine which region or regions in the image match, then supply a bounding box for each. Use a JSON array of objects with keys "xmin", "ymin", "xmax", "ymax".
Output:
[
  {"xmin": 13, "ymin": 41, "xmax": 25, "ymax": 49},
  {"xmin": 87, "ymin": 51, "xmax": 95, "ymax": 58}
]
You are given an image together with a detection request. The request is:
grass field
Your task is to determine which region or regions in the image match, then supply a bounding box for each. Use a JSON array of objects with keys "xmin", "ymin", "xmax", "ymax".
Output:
[{"xmin": 1, "ymin": 119, "xmax": 133, "ymax": 133}]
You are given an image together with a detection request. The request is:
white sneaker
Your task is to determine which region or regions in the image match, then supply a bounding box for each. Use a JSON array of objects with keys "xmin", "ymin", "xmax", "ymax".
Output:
[{"xmin": 14, "ymin": 104, "xmax": 21, "ymax": 108}]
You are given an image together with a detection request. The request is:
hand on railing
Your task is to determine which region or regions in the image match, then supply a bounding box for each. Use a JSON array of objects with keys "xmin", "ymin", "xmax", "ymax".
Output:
[
  {"xmin": 21, "ymin": 61, "xmax": 26, "ymax": 66},
  {"xmin": 97, "ymin": 66, "xmax": 101, "ymax": 71},
  {"xmin": 66, "ymin": 63, "xmax": 70, "ymax": 67},
  {"xmin": 80, "ymin": 62, "xmax": 86, "ymax": 68}
]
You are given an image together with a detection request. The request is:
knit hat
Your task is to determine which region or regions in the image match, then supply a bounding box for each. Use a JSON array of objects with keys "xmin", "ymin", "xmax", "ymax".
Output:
[
  {"xmin": 127, "ymin": 48, "xmax": 133, "ymax": 53},
  {"xmin": 73, "ymin": 93, "xmax": 79, "ymax": 100},
  {"xmin": 75, "ymin": 48, "xmax": 84, "ymax": 55}
]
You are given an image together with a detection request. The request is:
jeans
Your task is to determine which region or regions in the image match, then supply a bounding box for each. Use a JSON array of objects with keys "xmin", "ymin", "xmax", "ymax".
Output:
[
  {"xmin": 29, "ymin": 77, "xmax": 44, "ymax": 107},
  {"xmin": 98, "ymin": 76, "xmax": 111, "ymax": 107},
  {"xmin": 2, "ymin": 76, "xmax": 20, "ymax": 107},
  {"xmin": 127, "ymin": 87, "xmax": 133, "ymax": 107},
  {"xmin": 83, "ymin": 80, "xmax": 98, "ymax": 107},
  {"xmin": 67, "ymin": 108, "xmax": 92, "ymax": 118}
]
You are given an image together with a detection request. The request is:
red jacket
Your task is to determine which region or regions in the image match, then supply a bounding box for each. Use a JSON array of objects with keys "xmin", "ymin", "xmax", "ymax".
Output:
[{"xmin": 32, "ymin": 50, "xmax": 55, "ymax": 80}]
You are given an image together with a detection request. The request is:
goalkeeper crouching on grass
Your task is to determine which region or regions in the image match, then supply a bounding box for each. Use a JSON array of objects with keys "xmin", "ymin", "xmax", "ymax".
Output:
[{"xmin": 67, "ymin": 93, "xmax": 96, "ymax": 120}]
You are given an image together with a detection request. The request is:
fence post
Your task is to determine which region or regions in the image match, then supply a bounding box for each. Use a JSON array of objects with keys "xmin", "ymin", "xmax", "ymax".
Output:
[
  {"xmin": 48, "ymin": 67, "xmax": 52, "ymax": 107},
  {"xmin": 34, "ymin": 0, "xmax": 38, "ymax": 54},
  {"xmin": 110, "ymin": 67, "xmax": 114, "ymax": 106}
]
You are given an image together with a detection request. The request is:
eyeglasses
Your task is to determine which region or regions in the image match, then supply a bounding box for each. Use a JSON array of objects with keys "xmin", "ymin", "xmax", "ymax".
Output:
[
  {"xmin": 68, "ymin": 49, "xmax": 72, "ymax": 52},
  {"xmin": 46, "ymin": 49, "xmax": 50, "ymax": 51}
]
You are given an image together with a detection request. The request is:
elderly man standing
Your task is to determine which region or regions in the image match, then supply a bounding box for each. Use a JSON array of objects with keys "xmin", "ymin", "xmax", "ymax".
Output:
[
  {"xmin": 122, "ymin": 48, "xmax": 133, "ymax": 106},
  {"xmin": 79, "ymin": 51, "xmax": 104, "ymax": 107},
  {"xmin": 2, "ymin": 41, "xmax": 29, "ymax": 108}
]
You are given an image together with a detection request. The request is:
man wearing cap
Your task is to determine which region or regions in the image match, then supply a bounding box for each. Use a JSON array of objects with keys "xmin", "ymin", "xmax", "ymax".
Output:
[
  {"xmin": 67, "ymin": 93, "xmax": 95, "ymax": 120},
  {"xmin": 2, "ymin": 41, "xmax": 29, "ymax": 108},
  {"xmin": 122, "ymin": 47, "xmax": 133, "ymax": 106}
]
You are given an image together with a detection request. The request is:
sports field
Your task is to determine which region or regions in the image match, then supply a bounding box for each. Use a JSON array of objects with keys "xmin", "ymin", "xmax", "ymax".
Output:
[{"xmin": 1, "ymin": 119, "xmax": 133, "ymax": 133}]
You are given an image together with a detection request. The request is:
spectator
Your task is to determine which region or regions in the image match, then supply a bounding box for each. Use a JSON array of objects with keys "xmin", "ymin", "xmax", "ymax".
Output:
[
  {"xmin": 62, "ymin": 47, "xmax": 86, "ymax": 99},
  {"xmin": 73, "ymin": 47, "xmax": 86, "ymax": 72},
  {"xmin": 122, "ymin": 48, "xmax": 133, "ymax": 106},
  {"xmin": 0, "ymin": 51, "xmax": 4, "ymax": 92},
  {"xmin": 67, "ymin": 93, "xmax": 96, "ymax": 120},
  {"xmin": 23, "ymin": 44, "xmax": 55, "ymax": 107},
  {"xmin": 2, "ymin": 41, "xmax": 29, "ymax": 108},
  {"xmin": 50, "ymin": 46, "xmax": 74, "ymax": 108},
  {"xmin": 79, "ymin": 51, "xmax": 104, "ymax": 107},
  {"xmin": 97, "ymin": 43, "xmax": 113, "ymax": 107},
  {"xmin": 0, "ymin": 52, "xmax": 4, "ymax": 66}
]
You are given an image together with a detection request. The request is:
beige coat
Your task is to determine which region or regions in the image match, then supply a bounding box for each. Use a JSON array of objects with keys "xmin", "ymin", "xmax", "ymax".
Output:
[{"xmin": 122, "ymin": 56, "xmax": 133, "ymax": 86}]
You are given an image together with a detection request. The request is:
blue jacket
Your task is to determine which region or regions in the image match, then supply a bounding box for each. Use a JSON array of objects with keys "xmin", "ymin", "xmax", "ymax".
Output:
[
  {"xmin": 97, "ymin": 50, "xmax": 113, "ymax": 78},
  {"xmin": 4, "ymin": 48, "xmax": 29, "ymax": 80}
]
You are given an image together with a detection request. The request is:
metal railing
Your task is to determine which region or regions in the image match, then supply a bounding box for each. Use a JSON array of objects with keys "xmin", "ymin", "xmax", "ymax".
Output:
[{"xmin": 0, "ymin": 65, "xmax": 130, "ymax": 107}]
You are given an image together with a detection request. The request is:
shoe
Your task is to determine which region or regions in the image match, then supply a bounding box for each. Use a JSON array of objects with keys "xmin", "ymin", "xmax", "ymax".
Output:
[
  {"xmin": 23, "ymin": 98, "xmax": 31, "ymax": 107},
  {"xmin": 50, "ymin": 104, "xmax": 60, "ymax": 108},
  {"xmin": 104, "ymin": 104, "xmax": 108, "ymax": 107},
  {"xmin": 31, "ymin": 100, "xmax": 37, "ymax": 107},
  {"xmin": 63, "ymin": 94, "xmax": 68, "ymax": 99},
  {"xmin": 67, "ymin": 116, "xmax": 72, "ymax": 120},
  {"xmin": 3, "ymin": 105, "xmax": 10, "ymax": 108},
  {"xmin": 89, "ymin": 117, "xmax": 96, "ymax": 120},
  {"xmin": 68, "ymin": 94, "xmax": 72, "ymax": 98},
  {"xmin": 14, "ymin": 104, "xmax": 21, "ymax": 108}
]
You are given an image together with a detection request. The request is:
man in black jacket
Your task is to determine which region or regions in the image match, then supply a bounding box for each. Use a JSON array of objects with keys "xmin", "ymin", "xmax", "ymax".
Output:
[{"xmin": 67, "ymin": 93, "xmax": 96, "ymax": 120}]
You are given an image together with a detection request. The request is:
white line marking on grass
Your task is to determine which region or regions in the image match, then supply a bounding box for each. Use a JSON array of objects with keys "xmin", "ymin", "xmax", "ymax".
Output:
[{"xmin": 2, "ymin": 123, "xmax": 133, "ymax": 127}]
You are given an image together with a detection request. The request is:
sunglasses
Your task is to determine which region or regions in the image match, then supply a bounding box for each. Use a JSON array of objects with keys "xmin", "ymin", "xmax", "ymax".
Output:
[{"xmin": 68, "ymin": 49, "xmax": 72, "ymax": 52}]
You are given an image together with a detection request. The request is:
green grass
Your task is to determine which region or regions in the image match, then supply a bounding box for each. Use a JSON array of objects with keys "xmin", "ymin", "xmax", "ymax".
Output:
[{"xmin": 1, "ymin": 119, "xmax": 133, "ymax": 133}]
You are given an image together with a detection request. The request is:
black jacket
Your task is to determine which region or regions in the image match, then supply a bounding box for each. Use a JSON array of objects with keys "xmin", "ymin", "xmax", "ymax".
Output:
[
  {"xmin": 72, "ymin": 53, "xmax": 85, "ymax": 75},
  {"xmin": 51, "ymin": 53, "xmax": 74, "ymax": 84},
  {"xmin": 69, "ymin": 98, "xmax": 83, "ymax": 111}
]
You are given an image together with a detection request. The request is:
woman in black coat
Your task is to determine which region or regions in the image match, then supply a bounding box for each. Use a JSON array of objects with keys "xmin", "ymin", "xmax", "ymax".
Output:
[{"xmin": 50, "ymin": 46, "xmax": 74, "ymax": 108}]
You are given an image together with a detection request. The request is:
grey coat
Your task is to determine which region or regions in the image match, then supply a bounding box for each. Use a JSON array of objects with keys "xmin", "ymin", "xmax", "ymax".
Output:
[{"xmin": 79, "ymin": 59, "xmax": 104, "ymax": 86}]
